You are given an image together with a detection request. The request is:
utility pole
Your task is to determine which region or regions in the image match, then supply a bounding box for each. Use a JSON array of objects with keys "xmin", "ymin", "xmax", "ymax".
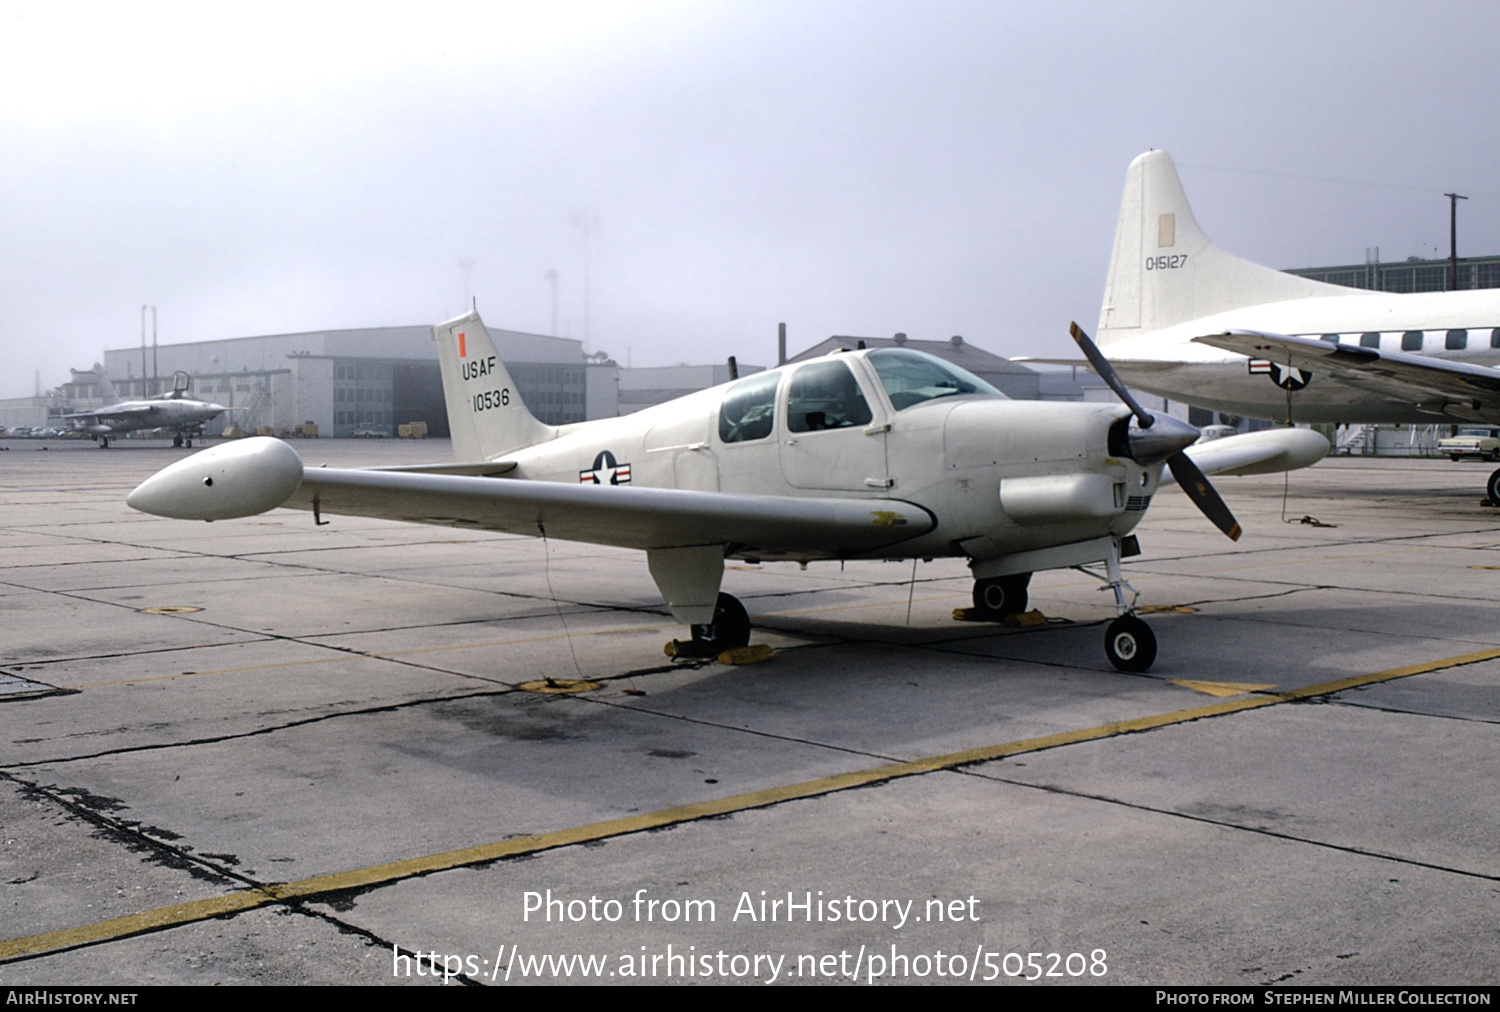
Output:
[{"xmin": 1444, "ymin": 192, "xmax": 1468, "ymax": 291}]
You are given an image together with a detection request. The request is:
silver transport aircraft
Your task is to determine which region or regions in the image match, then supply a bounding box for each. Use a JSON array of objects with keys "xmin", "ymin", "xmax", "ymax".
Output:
[
  {"xmin": 64, "ymin": 365, "xmax": 229, "ymax": 448},
  {"xmin": 126, "ymin": 313, "xmax": 1326, "ymax": 672},
  {"xmin": 1090, "ymin": 149, "xmax": 1500, "ymax": 502}
]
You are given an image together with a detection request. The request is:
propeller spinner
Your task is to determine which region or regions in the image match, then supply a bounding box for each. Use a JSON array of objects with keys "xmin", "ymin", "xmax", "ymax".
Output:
[{"xmin": 1069, "ymin": 323, "xmax": 1242, "ymax": 541}]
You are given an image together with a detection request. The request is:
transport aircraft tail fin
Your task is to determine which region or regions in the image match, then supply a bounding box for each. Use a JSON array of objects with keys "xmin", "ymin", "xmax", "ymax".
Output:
[
  {"xmin": 1097, "ymin": 150, "xmax": 1344, "ymax": 347},
  {"xmin": 432, "ymin": 311, "xmax": 556, "ymax": 461}
]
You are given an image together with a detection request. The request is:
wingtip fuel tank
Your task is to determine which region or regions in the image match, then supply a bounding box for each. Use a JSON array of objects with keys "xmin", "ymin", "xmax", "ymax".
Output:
[{"xmin": 126, "ymin": 437, "xmax": 304, "ymax": 521}]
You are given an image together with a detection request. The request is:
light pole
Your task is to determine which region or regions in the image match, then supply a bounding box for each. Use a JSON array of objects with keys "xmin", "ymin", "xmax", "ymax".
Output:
[{"xmin": 570, "ymin": 209, "xmax": 600, "ymax": 352}]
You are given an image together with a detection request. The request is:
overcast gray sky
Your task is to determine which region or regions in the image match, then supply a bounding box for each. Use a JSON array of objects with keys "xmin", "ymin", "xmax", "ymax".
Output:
[{"xmin": 4, "ymin": 0, "xmax": 1498, "ymax": 398}]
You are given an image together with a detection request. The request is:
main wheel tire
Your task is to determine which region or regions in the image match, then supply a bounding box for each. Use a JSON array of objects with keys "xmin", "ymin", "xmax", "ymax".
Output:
[
  {"xmin": 1105, "ymin": 615, "xmax": 1157, "ymax": 673},
  {"xmin": 972, "ymin": 573, "xmax": 1031, "ymax": 620},
  {"xmin": 1487, "ymin": 467, "xmax": 1500, "ymax": 506},
  {"xmin": 689, "ymin": 593, "xmax": 751, "ymax": 655},
  {"xmin": 172, "ymin": 435, "xmax": 183, "ymax": 447}
]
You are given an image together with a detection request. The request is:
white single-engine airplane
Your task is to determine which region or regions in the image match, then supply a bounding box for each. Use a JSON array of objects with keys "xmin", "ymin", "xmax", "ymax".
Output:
[
  {"xmin": 126, "ymin": 312, "xmax": 1326, "ymax": 672},
  {"xmin": 64, "ymin": 365, "xmax": 230, "ymax": 448},
  {"xmin": 1090, "ymin": 149, "xmax": 1500, "ymax": 502}
]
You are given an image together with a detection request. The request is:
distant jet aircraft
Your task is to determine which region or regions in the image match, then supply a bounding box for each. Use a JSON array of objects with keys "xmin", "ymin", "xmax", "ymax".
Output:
[
  {"xmin": 1088, "ymin": 149, "xmax": 1500, "ymax": 502},
  {"xmin": 63, "ymin": 365, "xmax": 229, "ymax": 448},
  {"xmin": 126, "ymin": 312, "xmax": 1325, "ymax": 673}
]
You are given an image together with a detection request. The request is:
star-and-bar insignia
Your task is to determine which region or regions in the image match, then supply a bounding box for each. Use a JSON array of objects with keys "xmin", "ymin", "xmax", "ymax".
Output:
[
  {"xmin": 1248, "ymin": 359, "xmax": 1311, "ymax": 390},
  {"xmin": 580, "ymin": 450, "xmax": 632, "ymax": 485}
]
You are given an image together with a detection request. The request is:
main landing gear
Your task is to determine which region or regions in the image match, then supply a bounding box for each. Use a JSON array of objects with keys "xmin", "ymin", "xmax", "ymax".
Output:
[
  {"xmin": 971, "ymin": 573, "xmax": 1030, "ymax": 620},
  {"xmin": 172, "ymin": 434, "xmax": 194, "ymax": 448},
  {"xmin": 683, "ymin": 593, "xmax": 751, "ymax": 657}
]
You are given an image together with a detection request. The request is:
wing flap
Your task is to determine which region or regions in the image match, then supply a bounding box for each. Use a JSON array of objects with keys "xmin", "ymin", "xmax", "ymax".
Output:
[{"xmin": 364, "ymin": 460, "xmax": 519, "ymax": 477}]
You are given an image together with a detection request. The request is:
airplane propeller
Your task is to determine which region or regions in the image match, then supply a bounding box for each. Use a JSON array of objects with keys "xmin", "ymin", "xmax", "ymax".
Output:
[{"xmin": 1070, "ymin": 322, "xmax": 1242, "ymax": 541}]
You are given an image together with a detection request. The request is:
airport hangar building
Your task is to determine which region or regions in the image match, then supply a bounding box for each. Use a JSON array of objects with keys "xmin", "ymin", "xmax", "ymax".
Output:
[
  {"xmin": 43, "ymin": 324, "xmax": 1067, "ymax": 438},
  {"xmin": 72, "ymin": 324, "xmax": 591, "ymax": 439}
]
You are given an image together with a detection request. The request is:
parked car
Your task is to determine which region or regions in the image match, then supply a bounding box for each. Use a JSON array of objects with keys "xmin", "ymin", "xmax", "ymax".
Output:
[{"xmin": 1438, "ymin": 427, "xmax": 1500, "ymax": 461}]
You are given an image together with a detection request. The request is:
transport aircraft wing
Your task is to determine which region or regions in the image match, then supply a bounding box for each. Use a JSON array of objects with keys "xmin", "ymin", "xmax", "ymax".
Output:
[{"xmin": 1194, "ymin": 330, "xmax": 1500, "ymax": 419}]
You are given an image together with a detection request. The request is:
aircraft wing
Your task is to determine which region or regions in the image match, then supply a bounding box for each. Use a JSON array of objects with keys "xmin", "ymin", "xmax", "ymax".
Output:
[
  {"xmin": 127, "ymin": 438, "xmax": 935, "ymax": 559},
  {"xmin": 1163, "ymin": 427, "xmax": 1330, "ymax": 484},
  {"xmin": 1194, "ymin": 330, "xmax": 1500, "ymax": 420}
]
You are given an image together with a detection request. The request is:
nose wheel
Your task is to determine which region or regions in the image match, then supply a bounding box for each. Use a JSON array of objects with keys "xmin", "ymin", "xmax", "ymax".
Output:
[
  {"xmin": 1104, "ymin": 614, "xmax": 1156, "ymax": 672},
  {"xmin": 1072, "ymin": 536, "xmax": 1159, "ymax": 672}
]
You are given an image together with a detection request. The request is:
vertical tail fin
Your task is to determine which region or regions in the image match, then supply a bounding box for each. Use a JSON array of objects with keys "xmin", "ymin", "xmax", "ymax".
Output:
[
  {"xmin": 92, "ymin": 363, "xmax": 121, "ymax": 405},
  {"xmin": 432, "ymin": 312, "xmax": 555, "ymax": 461},
  {"xmin": 1096, "ymin": 150, "xmax": 1342, "ymax": 347}
]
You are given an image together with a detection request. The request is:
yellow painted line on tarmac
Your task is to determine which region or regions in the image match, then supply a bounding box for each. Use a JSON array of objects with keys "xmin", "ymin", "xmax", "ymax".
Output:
[
  {"xmin": 8, "ymin": 644, "xmax": 1500, "ymax": 963},
  {"xmin": 1170, "ymin": 679, "xmax": 1278, "ymax": 697}
]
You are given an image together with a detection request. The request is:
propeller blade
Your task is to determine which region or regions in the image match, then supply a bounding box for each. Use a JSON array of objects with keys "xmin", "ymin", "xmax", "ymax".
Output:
[
  {"xmin": 1069, "ymin": 322, "xmax": 1241, "ymax": 540},
  {"xmin": 1069, "ymin": 322, "xmax": 1154, "ymax": 429},
  {"xmin": 1166, "ymin": 451, "xmax": 1242, "ymax": 541}
]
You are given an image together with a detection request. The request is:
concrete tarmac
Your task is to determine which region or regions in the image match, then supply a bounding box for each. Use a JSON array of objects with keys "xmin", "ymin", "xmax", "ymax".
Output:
[{"xmin": 1, "ymin": 438, "xmax": 1496, "ymax": 986}]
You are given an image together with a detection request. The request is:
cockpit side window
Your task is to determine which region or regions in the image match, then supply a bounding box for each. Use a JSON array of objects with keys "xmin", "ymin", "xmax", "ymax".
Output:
[
  {"xmin": 868, "ymin": 348, "xmax": 1003, "ymax": 410},
  {"xmin": 786, "ymin": 361, "xmax": 873, "ymax": 433},
  {"xmin": 718, "ymin": 371, "xmax": 780, "ymax": 443}
]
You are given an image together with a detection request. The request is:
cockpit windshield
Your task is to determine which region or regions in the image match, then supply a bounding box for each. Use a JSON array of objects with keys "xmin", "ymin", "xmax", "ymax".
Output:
[{"xmin": 867, "ymin": 349, "xmax": 1003, "ymax": 410}]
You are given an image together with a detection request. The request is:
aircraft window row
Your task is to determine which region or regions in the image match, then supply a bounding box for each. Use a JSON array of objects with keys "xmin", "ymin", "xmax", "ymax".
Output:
[
  {"xmin": 867, "ymin": 348, "xmax": 1003, "ymax": 410},
  {"xmin": 718, "ymin": 350, "xmax": 1009, "ymax": 442},
  {"xmin": 1305, "ymin": 329, "xmax": 1500, "ymax": 351},
  {"xmin": 718, "ymin": 371, "xmax": 780, "ymax": 443},
  {"xmin": 786, "ymin": 361, "xmax": 872, "ymax": 432}
]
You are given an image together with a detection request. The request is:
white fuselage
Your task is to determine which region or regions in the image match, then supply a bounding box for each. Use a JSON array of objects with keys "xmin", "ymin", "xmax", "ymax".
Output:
[{"xmin": 495, "ymin": 350, "xmax": 1159, "ymax": 564}]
